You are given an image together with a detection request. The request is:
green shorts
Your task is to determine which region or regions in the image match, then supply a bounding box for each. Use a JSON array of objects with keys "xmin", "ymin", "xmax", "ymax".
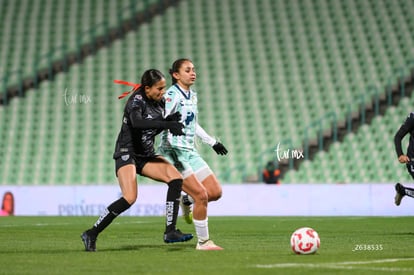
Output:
[{"xmin": 157, "ymin": 146, "xmax": 211, "ymax": 180}]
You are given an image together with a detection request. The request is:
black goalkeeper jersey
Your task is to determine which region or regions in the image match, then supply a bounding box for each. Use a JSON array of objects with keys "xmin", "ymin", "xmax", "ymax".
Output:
[
  {"xmin": 113, "ymin": 89, "xmax": 165, "ymax": 159},
  {"xmin": 394, "ymin": 112, "xmax": 414, "ymax": 160}
]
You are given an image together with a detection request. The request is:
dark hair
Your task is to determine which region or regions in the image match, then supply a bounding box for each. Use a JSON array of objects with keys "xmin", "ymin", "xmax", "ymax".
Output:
[
  {"xmin": 169, "ymin": 58, "xmax": 192, "ymax": 84},
  {"xmin": 140, "ymin": 69, "xmax": 165, "ymax": 88}
]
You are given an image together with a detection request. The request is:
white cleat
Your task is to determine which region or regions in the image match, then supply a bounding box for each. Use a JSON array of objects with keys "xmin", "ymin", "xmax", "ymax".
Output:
[
  {"xmin": 180, "ymin": 195, "xmax": 193, "ymax": 224},
  {"xmin": 196, "ymin": 240, "xmax": 223, "ymax": 251}
]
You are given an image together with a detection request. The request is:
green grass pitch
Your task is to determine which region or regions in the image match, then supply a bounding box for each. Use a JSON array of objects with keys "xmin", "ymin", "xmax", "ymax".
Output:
[{"xmin": 0, "ymin": 216, "xmax": 413, "ymax": 274}]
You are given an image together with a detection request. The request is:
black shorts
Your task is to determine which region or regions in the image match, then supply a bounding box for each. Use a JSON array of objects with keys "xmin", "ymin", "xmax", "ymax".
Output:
[
  {"xmin": 406, "ymin": 162, "xmax": 414, "ymax": 180},
  {"xmin": 114, "ymin": 154, "xmax": 162, "ymax": 176}
]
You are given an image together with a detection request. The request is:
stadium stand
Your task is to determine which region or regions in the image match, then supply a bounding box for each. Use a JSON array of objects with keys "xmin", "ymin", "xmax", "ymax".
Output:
[
  {"xmin": 1, "ymin": 0, "xmax": 414, "ymax": 185},
  {"xmin": 0, "ymin": 0, "xmax": 161, "ymax": 93},
  {"xmin": 284, "ymin": 96, "xmax": 414, "ymax": 184}
]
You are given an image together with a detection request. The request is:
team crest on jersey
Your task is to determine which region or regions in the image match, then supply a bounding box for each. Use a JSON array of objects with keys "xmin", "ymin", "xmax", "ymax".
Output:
[
  {"xmin": 185, "ymin": 112, "xmax": 195, "ymax": 125},
  {"xmin": 166, "ymin": 97, "xmax": 172, "ymax": 102},
  {"xmin": 134, "ymin": 94, "xmax": 143, "ymax": 100},
  {"xmin": 121, "ymin": 154, "xmax": 130, "ymax": 161},
  {"xmin": 191, "ymin": 95, "xmax": 197, "ymax": 104}
]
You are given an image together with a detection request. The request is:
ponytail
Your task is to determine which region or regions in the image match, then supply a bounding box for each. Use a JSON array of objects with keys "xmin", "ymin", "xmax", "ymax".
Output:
[{"xmin": 114, "ymin": 69, "xmax": 164, "ymax": 99}]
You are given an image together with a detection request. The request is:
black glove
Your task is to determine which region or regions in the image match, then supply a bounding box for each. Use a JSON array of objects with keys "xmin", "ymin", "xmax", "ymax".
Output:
[
  {"xmin": 165, "ymin": 112, "xmax": 181, "ymax": 122},
  {"xmin": 212, "ymin": 142, "xmax": 228, "ymax": 155},
  {"xmin": 165, "ymin": 121, "xmax": 185, "ymax": 136}
]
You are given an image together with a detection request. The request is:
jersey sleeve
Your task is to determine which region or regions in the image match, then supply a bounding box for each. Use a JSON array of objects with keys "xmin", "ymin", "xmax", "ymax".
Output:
[
  {"xmin": 196, "ymin": 123, "xmax": 216, "ymax": 146},
  {"xmin": 164, "ymin": 89, "xmax": 180, "ymax": 117},
  {"xmin": 394, "ymin": 112, "xmax": 414, "ymax": 157},
  {"xmin": 128, "ymin": 94, "xmax": 165, "ymax": 129}
]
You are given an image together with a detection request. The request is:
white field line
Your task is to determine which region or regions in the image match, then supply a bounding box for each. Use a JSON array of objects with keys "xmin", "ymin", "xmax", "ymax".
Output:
[
  {"xmin": 337, "ymin": 258, "xmax": 414, "ymax": 265},
  {"xmin": 255, "ymin": 258, "xmax": 414, "ymax": 272}
]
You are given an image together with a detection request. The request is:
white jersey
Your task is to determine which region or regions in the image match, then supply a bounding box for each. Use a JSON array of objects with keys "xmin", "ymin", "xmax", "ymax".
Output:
[{"xmin": 159, "ymin": 84, "xmax": 216, "ymax": 150}]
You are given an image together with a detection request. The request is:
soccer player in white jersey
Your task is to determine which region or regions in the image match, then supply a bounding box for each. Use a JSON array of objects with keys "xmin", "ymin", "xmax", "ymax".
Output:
[{"xmin": 158, "ymin": 59, "xmax": 228, "ymax": 250}]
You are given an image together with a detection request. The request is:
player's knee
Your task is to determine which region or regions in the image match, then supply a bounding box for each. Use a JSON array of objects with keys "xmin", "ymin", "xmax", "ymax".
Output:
[
  {"xmin": 193, "ymin": 189, "xmax": 208, "ymax": 205},
  {"xmin": 166, "ymin": 173, "xmax": 183, "ymax": 183},
  {"xmin": 208, "ymin": 188, "xmax": 222, "ymax": 202},
  {"xmin": 165, "ymin": 166, "xmax": 183, "ymax": 182},
  {"xmin": 123, "ymin": 192, "xmax": 138, "ymax": 205}
]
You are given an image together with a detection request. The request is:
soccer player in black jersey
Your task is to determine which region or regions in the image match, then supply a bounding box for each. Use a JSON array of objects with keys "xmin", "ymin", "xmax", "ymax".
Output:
[
  {"xmin": 81, "ymin": 69, "xmax": 193, "ymax": 252},
  {"xmin": 394, "ymin": 112, "xmax": 414, "ymax": 206}
]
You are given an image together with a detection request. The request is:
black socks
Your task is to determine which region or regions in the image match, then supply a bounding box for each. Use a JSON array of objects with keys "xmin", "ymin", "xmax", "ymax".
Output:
[
  {"xmin": 165, "ymin": 179, "xmax": 183, "ymax": 233},
  {"xmin": 404, "ymin": 186, "xmax": 414, "ymax": 198},
  {"xmin": 89, "ymin": 197, "xmax": 131, "ymax": 236},
  {"xmin": 88, "ymin": 179, "xmax": 183, "ymax": 236}
]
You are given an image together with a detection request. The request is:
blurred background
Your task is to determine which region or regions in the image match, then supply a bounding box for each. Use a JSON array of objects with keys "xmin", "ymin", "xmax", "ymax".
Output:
[{"xmin": 1, "ymin": 0, "xmax": 414, "ymax": 186}]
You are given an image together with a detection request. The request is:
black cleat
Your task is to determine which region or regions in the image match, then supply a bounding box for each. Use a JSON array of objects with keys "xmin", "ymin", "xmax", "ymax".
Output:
[
  {"xmin": 81, "ymin": 231, "xmax": 97, "ymax": 252},
  {"xmin": 395, "ymin": 183, "xmax": 406, "ymax": 206},
  {"xmin": 164, "ymin": 229, "xmax": 193, "ymax": 243}
]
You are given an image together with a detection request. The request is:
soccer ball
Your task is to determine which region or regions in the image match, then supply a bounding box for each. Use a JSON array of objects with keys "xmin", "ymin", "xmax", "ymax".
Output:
[{"xmin": 290, "ymin": 227, "xmax": 320, "ymax": 254}]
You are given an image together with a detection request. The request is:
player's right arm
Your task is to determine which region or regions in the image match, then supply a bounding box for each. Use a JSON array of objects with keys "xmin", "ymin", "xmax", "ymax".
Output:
[
  {"xmin": 127, "ymin": 96, "xmax": 183, "ymax": 135},
  {"xmin": 394, "ymin": 112, "xmax": 414, "ymax": 163}
]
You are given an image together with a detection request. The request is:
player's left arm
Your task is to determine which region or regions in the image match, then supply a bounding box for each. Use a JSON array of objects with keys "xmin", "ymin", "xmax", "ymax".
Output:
[{"xmin": 196, "ymin": 123, "xmax": 228, "ymax": 155}]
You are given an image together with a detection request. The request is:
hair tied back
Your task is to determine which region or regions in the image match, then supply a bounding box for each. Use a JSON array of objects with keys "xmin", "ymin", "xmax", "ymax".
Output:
[{"xmin": 113, "ymin": 80, "xmax": 141, "ymax": 99}]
